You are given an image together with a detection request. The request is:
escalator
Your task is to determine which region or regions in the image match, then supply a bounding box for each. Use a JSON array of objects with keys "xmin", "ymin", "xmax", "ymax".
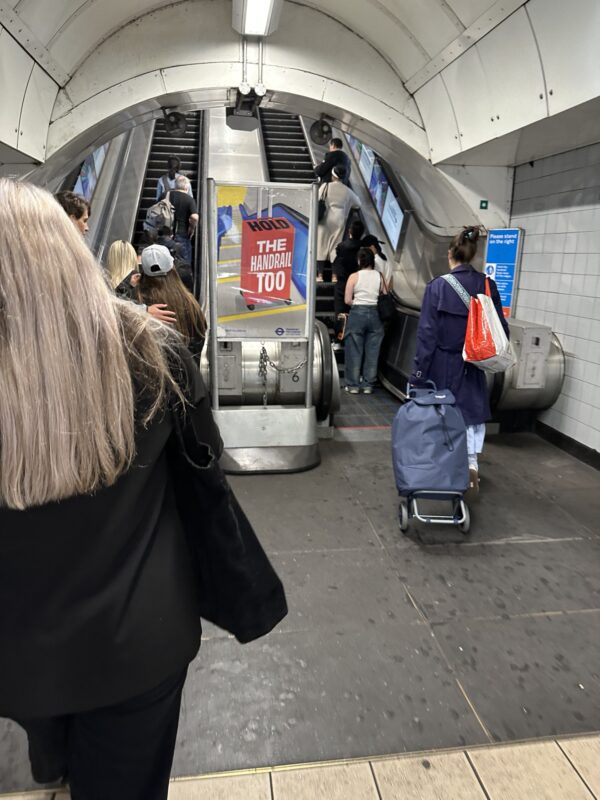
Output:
[
  {"xmin": 133, "ymin": 111, "xmax": 202, "ymax": 249},
  {"xmin": 258, "ymin": 109, "xmax": 315, "ymax": 183}
]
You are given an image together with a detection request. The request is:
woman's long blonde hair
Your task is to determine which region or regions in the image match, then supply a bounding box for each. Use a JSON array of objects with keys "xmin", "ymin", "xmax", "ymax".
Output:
[
  {"xmin": 0, "ymin": 178, "xmax": 182, "ymax": 510},
  {"xmin": 105, "ymin": 239, "xmax": 138, "ymax": 288}
]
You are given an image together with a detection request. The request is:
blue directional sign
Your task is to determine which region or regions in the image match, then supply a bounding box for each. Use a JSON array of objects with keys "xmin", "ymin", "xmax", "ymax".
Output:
[{"xmin": 484, "ymin": 228, "xmax": 523, "ymax": 318}]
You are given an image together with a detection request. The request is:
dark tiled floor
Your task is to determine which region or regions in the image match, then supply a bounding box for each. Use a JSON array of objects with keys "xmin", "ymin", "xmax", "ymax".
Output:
[
  {"xmin": 334, "ymin": 386, "xmax": 401, "ymax": 428},
  {"xmin": 1, "ymin": 433, "xmax": 599, "ymax": 793}
]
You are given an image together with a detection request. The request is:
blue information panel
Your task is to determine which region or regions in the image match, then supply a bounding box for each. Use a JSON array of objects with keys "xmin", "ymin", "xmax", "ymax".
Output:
[{"xmin": 484, "ymin": 228, "xmax": 522, "ymax": 318}]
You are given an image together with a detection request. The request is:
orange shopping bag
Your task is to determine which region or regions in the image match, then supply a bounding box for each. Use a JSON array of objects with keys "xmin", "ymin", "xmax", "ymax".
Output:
[
  {"xmin": 464, "ymin": 279, "xmax": 496, "ymax": 362},
  {"xmin": 442, "ymin": 274, "xmax": 514, "ymax": 373}
]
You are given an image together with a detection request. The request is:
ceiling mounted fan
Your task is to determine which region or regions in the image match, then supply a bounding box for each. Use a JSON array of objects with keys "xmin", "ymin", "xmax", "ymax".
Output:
[{"xmin": 309, "ymin": 117, "xmax": 333, "ymax": 146}]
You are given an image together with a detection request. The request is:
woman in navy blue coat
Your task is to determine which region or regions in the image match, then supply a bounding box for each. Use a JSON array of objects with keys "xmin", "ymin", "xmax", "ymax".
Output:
[{"xmin": 411, "ymin": 227, "xmax": 509, "ymax": 496}]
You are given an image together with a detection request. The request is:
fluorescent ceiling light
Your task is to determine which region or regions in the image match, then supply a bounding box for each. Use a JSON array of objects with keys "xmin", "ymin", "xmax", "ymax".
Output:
[{"xmin": 232, "ymin": 0, "xmax": 283, "ymax": 36}]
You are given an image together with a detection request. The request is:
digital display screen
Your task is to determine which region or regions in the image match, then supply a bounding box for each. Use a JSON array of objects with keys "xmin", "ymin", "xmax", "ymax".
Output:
[
  {"xmin": 345, "ymin": 133, "xmax": 404, "ymax": 251},
  {"xmin": 381, "ymin": 186, "xmax": 403, "ymax": 250},
  {"xmin": 73, "ymin": 143, "xmax": 109, "ymax": 203},
  {"xmin": 359, "ymin": 144, "xmax": 376, "ymax": 186},
  {"xmin": 368, "ymin": 161, "xmax": 388, "ymax": 216},
  {"xmin": 346, "ymin": 133, "xmax": 362, "ymax": 162}
]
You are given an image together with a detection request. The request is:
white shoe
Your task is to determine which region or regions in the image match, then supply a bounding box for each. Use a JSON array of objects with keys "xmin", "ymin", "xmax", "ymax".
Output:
[
  {"xmin": 344, "ymin": 386, "xmax": 359, "ymax": 394},
  {"xmin": 362, "ymin": 386, "xmax": 373, "ymax": 394}
]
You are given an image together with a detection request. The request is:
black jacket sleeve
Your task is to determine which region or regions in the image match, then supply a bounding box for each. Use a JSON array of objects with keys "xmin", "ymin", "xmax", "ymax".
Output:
[
  {"xmin": 315, "ymin": 152, "xmax": 335, "ymax": 181},
  {"xmin": 173, "ymin": 345, "xmax": 223, "ymax": 459}
]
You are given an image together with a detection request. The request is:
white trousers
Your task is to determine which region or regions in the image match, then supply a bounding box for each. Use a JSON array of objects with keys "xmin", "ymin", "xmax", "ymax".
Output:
[{"xmin": 466, "ymin": 423, "xmax": 486, "ymax": 471}]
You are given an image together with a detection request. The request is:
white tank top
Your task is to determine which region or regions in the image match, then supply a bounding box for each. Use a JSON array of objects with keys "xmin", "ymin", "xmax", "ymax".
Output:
[{"xmin": 353, "ymin": 269, "xmax": 381, "ymax": 306}]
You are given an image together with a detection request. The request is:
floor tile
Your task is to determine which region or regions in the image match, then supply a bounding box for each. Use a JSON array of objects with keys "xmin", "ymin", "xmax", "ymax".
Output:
[
  {"xmin": 271, "ymin": 549, "xmax": 421, "ymax": 633},
  {"xmin": 272, "ymin": 763, "xmax": 378, "ymax": 799},
  {"xmin": 373, "ymin": 751, "xmax": 487, "ymax": 799},
  {"xmin": 468, "ymin": 740, "xmax": 594, "ymax": 799},
  {"xmin": 172, "ymin": 624, "xmax": 488, "ymax": 778},
  {"xmin": 559, "ymin": 735, "xmax": 600, "ymax": 797},
  {"xmin": 168, "ymin": 773, "xmax": 270, "ymax": 799},
  {"xmin": 391, "ymin": 539, "xmax": 600, "ymax": 623},
  {"xmin": 231, "ymin": 476, "xmax": 382, "ymax": 554},
  {"xmin": 435, "ymin": 613, "xmax": 600, "ymax": 742}
]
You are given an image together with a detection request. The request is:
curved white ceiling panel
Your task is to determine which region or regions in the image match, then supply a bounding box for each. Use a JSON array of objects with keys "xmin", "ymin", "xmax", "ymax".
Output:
[
  {"xmin": 527, "ymin": 0, "xmax": 600, "ymax": 115},
  {"xmin": 62, "ymin": 1, "xmax": 238, "ymax": 105},
  {"xmin": 0, "ymin": 0, "xmax": 598, "ymax": 175},
  {"xmin": 14, "ymin": 0, "xmax": 86, "ymax": 48}
]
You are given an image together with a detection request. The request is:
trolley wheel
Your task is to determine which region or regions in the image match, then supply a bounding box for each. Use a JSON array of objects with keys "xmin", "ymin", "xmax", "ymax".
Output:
[
  {"xmin": 399, "ymin": 500, "xmax": 409, "ymax": 533},
  {"xmin": 246, "ymin": 304, "xmax": 255, "ymax": 311},
  {"xmin": 459, "ymin": 504, "xmax": 470, "ymax": 534}
]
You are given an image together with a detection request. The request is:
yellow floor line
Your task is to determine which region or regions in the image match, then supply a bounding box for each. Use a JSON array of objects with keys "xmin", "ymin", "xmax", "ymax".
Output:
[
  {"xmin": 217, "ymin": 276, "xmax": 240, "ymax": 284},
  {"xmin": 165, "ymin": 730, "xmax": 600, "ymax": 784},
  {"xmin": 4, "ymin": 732, "xmax": 600, "ymax": 795},
  {"xmin": 218, "ymin": 258, "xmax": 241, "ymax": 265},
  {"xmin": 218, "ymin": 304, "xmax": 306, "ymax": 323},
  {"xmin": 219, "ymin": 242, "xmax": 241, "ymax": 249}
]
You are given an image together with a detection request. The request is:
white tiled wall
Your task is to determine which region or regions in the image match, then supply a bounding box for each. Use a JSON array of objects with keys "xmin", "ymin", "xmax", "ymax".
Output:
[{"xmin": 511, "ymin": 142, "xmax": 600, "ymax": 454}]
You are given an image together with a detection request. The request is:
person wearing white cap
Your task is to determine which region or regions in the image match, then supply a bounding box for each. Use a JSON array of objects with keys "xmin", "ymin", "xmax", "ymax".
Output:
[{"xmin": 138, "ymin": 245, "xmax": 206, "ymax": 361}]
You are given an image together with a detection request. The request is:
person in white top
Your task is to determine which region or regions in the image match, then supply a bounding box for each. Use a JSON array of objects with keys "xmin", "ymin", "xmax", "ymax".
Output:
[
  {"xmin": 316, "ymin": 165, "xmax": 361, "ymax": 282},
  {"xmin": 343, "ymin": 247, "xmax": 387, "ymax": 393},
  {"xmin": 362, "ymin": 234, "xmax": 393, "ymax": 291}
]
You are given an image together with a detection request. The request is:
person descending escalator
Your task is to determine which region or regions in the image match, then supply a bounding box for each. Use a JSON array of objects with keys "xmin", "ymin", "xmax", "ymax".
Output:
[{"xmin": 155, "ymin": 155, "xmax": 193, "ymax": 201}]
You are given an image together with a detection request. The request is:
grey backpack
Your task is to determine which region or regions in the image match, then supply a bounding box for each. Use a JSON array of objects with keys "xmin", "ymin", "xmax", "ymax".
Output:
[
  {"xmin": 144, "ymin": 190, "xmax": 175, "ymax": 234},
  {"xmin": 392, "ymin": 382, "xmax": 469, "ymax": 495}
]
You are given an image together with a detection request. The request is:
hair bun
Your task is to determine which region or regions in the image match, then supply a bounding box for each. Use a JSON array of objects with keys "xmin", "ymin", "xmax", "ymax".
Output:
[{"xmin": 461, "ymin": 226, "xmax": 480, "ymax": 244}]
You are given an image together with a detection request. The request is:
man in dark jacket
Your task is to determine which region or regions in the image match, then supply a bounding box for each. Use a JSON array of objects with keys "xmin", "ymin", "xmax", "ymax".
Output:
[
  {"xmin": 315, "ymin": 138, "xmax": 351, "ymax": 186},
  {"xmin": 332, "ymin": 219, "xmax": 365, "ymax": 343}
]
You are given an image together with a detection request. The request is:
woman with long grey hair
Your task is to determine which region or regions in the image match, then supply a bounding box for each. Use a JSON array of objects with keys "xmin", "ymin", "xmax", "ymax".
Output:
[{"xmin": 0, "ymin": 179, "xmax": 221, "ymax": 799}]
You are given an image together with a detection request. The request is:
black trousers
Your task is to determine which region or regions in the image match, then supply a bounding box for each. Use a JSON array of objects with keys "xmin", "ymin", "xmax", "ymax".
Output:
[{"xmin": 14, "ymin": 669, "xmax": 187, "ymax": 800}]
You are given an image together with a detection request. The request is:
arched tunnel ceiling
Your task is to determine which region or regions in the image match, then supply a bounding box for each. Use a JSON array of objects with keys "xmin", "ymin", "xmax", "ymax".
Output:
[
  {"xmin": 3, "ymin": 0, "xmax": 518, "ymax": 87},
  {"xmin": 1, "ymin": 0, "xmax": 599, "ymax": 187}
]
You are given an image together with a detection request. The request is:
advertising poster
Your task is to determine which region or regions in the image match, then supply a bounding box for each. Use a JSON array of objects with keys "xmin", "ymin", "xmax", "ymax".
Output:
[
  {"xmin": 214, "ymin": 184, "xmax": 312, "ymax": 339},
  {"xmin": 485, "ymin": 228, "xmax": 522, "ymax": 317}
]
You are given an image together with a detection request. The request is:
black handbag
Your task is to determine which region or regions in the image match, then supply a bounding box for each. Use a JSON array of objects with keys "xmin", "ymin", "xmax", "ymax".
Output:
[
  {"xmin": 168, "ymin": 411, "xmax": 288, "ymax": 643},
  {"xmin": 318, "ymin": 183, "xmax": 328, "ymax": 222},
  {"xmin": 377, "ymin": 275, "xmax": 395, "ymax": 322}
]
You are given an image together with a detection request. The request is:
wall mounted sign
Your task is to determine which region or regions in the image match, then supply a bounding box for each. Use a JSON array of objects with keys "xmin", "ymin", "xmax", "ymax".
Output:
[{"xmin": 485, "ymin": 228, "xmax": 523, "ymax": 317}]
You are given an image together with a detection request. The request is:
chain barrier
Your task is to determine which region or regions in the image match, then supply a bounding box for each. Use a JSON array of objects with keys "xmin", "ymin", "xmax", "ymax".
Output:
[{"xmin": 258, "ymin": 345, "xmax": 308, "ymax": 407}]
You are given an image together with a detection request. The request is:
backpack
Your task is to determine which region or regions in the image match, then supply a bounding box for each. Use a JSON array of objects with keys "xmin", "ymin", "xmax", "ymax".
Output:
[
  {"xmin": 392, "ymin": 382, "xmax": 469, "ymax": 495},
  {"xmin": 145, "ymin": 190, "xmax": 175, "ymax": 234}
]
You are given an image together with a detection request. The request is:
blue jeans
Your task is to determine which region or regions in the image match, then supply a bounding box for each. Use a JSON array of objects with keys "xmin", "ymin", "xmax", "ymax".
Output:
[
  {"xmin": 344, "ymin": 305, "xmax": 384, "ymax": 388},
  {"xmin": 174, "ymin": 234, "xmax": 193, "ymax": 264}
]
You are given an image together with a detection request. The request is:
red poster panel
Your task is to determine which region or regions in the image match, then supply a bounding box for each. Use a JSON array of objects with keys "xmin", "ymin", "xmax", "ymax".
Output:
[{"xmin": 240, "ymin": 217, "xmax": 295, "ymax": 307}]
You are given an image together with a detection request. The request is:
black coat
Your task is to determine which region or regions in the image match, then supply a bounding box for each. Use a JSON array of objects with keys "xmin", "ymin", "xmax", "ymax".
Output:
[
  {"xmin": 0, "ymin": 350, "xmax": 221, "ymax": 718},
  {"xmin": 315, "ymin": 149, "xmax": 351, "ymax": 185},
  {"xmin": 411, "ymin": 264, "xmax": 509, "ymax": 426},
  {"xmin": 332, "ymin": 237, "xmax": 362, "ymax": 281}
]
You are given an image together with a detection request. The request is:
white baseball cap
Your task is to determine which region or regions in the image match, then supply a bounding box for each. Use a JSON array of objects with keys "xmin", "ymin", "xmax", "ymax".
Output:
[{"xmin": 141, "ymin": 244, "xmax": 174, "ymax": 276}]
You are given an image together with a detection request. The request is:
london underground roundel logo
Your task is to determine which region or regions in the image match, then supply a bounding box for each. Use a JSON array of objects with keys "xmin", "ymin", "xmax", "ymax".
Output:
[{"xmin": 275, "ymin": 327, "xmax": 285, "ymax": 336}]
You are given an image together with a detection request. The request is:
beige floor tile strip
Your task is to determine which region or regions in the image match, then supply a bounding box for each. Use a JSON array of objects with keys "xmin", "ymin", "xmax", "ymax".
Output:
[
  {"xmin": 373, "ymin": 751, "xmax": 487, "ymax": 799},
  {"xmin": 271, "ymin": 763, "xmax": 378, "ymax": 800},
  {"xmin": 168, "ymin": 772, "xmax": 270, "ymax": 800},
  {"xmin": 4, "ymin": 734, "xmax": 600, "ymax": 800},
  {"xmin": 468, "ymin": 740, "xmax": 595, "ymax": 800},
  {"xmin": 558, "ymin": 736, "xmax": 600, "ymax": 798}
]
